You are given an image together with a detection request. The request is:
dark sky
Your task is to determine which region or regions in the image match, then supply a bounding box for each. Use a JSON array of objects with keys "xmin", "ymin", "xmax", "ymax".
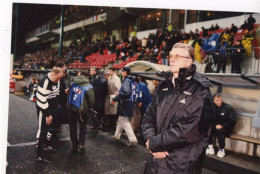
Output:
[{"xmin": 11, "ymin": 3, "xmax": 60, "ymax": 57}]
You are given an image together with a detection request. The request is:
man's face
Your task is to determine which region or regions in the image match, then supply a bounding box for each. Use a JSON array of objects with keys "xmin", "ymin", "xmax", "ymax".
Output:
[
  {"xmin": 121, "ymin": 70, "xmax": 127, "ymax": 77},
  {"xmin": 104, "ymin": 74, "xmax": 109, "ymax": 80},
  {"xmin": 169, "ymin": 48, "xmax": 193, "ymax": 74},
  {"xmin": 90, "ymin": 68, "xmax": 96, "ymax": 76},
  {"xmin": 214, "ymin": 96, "xmax": 223, "ymax": 107},
  {"xmin": 108, "ymin": 69, "xmax": 113, "ymax": 76},
  {"xmin": 52, "ymin": 72, "xmax": 63, "ymax": 83}
]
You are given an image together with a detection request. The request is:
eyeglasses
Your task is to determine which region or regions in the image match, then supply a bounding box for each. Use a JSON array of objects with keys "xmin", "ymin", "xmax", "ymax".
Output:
[{"xmin": 169, "ymin": 54, "xmax": 191, "ymax": 61}]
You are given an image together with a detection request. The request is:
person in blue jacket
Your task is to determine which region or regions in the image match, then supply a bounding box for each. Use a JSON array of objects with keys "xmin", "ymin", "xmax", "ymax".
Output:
[
  {"xmin": 111, "ymin": 67, "xmax": 138, "ymax": 146},
  {"xmin": 135, "ymin": 76, "xmax": 152, "ymax": 134}
]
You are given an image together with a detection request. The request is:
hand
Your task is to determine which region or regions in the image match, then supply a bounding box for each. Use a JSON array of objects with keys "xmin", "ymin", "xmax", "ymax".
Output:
[
  {"xmin": 114, "ymin": 92, "xmax": 119, "ymax": 95},
  {"xmin": 216, "ymin": 124, "xmax": 223, "ymax": 129},
  {"xmin": 65, "ymin": 89, "xmax": 69, "ymax": 95},
  {"xmin": 138, "ymin": 102, "xmax": 143, "ymax": 108},
  {"xmin": 111, "ymin": 101, "xmax": 116, "ymax": 105},
  {"xmin": 146, "ymin": 139, "xmax": 149, "ymax": 149},
  {"xmin": 46, "ymin": 115, "xmax": 53, "ymax": 125},
  {"xmin": 152, "ymin": 151, "xmax": 169, "ymax": 159}
]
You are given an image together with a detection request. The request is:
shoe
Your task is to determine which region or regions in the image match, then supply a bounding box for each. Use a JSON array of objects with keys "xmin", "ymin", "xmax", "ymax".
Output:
[
  {"xmin": 43, "ymin": 146, "xmax": 57, "ymax": 153},
  {"xmin": 126, "ymin": 141, "xmax": 138, "ymax": 146},
  {"xmin": 217, "ymin": 149, "xmax": 225, "ymax": 158},
  {"xmin": 71, "ymin": 147, "xmax": 78, "ymax": 154},
  {"xmin": 112, "ymin": 135, "xmax": 120, "ymax": 141},
  {"xmin": 78, "ymin": 145, "xmax": 86, "ymax": 154},
  {"xmin": 96, "ymin": 124, "xmax": 103, "ymax": 130},
  {"xmin": 35, "ymin": 156, "xmax": 50, "ymax": 164},
  {"xmin": 206, "ymin": 145, "xmax": 215, "ymax": 155}
]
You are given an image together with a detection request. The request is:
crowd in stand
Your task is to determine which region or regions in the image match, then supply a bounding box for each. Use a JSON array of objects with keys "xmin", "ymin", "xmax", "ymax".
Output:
[{"xmin": 15, "ymin": 14, "xmax": 258, "ymax": 74}]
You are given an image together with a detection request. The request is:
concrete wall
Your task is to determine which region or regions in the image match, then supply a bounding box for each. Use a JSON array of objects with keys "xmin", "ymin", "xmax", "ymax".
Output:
[
  {"xmin": 185, "ymin": 14, "xmax": 260, "ymax": 33},
  {"xmin": 225, "ymin": 115, "xmax": 260, "ymax": 157},
  {"xmin": 136, "ymin": 29, "xmax": 157, "ymax": 40},
  {"xmin": 51, "ymin": 40, "xmax": 72, "ymax": 48}
]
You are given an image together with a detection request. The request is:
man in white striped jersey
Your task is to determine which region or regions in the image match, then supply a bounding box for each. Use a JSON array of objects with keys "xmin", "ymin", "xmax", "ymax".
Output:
[{"xmin": 35, "ymin": 67, "xmax": 63, "ymax": 163}]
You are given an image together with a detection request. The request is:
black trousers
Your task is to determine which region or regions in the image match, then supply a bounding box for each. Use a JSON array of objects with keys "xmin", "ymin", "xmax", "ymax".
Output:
[
  {"xmin": 69, "ymin": 110, "xmax": 87, "ymax": 149},
  {"xmin": 231, "ymin": 53, "xmax": 243, "ymax": 73},
  {"xmin": 208, "ymin": 127, "xmax": 230, "ymax": 149},
  {"xmin": 215, "ymin": 54, "xmax": 228, "ymax": 73},
  {"xmin": 36, "ymin": 108, "xmax": 53, "ymax": 157},
  {"xmin": 90, "ymin": 110, "xmax": 102, "ymax": 128}
]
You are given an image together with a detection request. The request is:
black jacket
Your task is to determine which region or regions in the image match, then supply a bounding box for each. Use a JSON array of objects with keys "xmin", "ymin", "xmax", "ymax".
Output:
[
  {"xmin": 142, "ymin": 65, "xmax": 214, "ymax": 173},
  {"xmin": 90, "ymin": 74, "xmax": 108, "ymax": 113},
  {"xmin": 214, "ymin": 102, "xmax": 236, "ymax": 135}
]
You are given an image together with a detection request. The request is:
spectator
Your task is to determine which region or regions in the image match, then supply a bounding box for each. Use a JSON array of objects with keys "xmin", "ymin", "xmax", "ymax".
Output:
[
  {"xmin": 104, "ymin": 67, "xmax": 121, "ymax": 132},
  {"xmin": 135, "ymin": 76, "xmax": 152, "ymax": 135},
  {"xmin": 141, "ymin": 37, "xmax": 147, "ymax": 51},
  {"xmin": 26, "ymin": 76, "xmax": 35, "ymax": 96},
  {"xmin": 68, "ymin": 70, "xmax": 95, "ymax": 154},
  {"xmin": 202, "ymin": 27, "xmax": 208, "ymax": 38},
  {"xmin": 55, "ymin": 62, "xmax": 71, "ymax": 125},
  {"xmin": 209, "ymin": 24, "xmax": 215, "ymax": 31},
  {"xmin": 240, "ymin": 20, "xmax": 248, "ymax": 30},
  {"xmin": 214, "ymin": 23, "xmax": 220, "ymax": 31},
  {"xmin": 229, "ymin": 24, "xmax": 238, "ymax": 34},
  {"xmin": 121, "ymin": 44, "xmax": 128, "ymax": 61},
  {"xmin": 142, "ymin": 43, "xmax": 214, "ymax": 173},
  {"xmin": 89, "ymin": 67, "xmax": 108, "ymax": 131},
  {"xmin": 194, "ymin": 29, "xmax": 200, "ymax": 39},
  {"xmin": 30, "ymin": 77, "xmax": 39, "ymax": 101},
  {"xmin": 111, "ymin": 67, "xmax": 138, "ymax": 146},
  {"xmin": 206, "ymin": 93, "xmax": 236, "ymax": 158},
  {"xmin": 215, "ymin": 39, "xmax": 229, "ymax": 73},
  {"xmin": 247, "ymin": 14, "xmax": 256, "ymax": 31},
  {"xmin": 160, "ymin": 41, "xmax": 169, "ymax": 66},
  {"xmin": 35, "ymin": 67, "xmax": 63, "ymax": 163},
  {"xmin": 231, "ymin": 40, "xmax": 245, "ymax": 73}
]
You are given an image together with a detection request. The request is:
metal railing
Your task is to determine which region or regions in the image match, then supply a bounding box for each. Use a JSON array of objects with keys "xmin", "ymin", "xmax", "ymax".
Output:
[{"xmin": 194, "ymin": 47, "xmax": 260, "ymax": 75}]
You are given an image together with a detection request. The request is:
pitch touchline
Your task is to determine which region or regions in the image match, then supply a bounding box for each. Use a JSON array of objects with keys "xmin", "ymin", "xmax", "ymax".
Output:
[
  {"xmin": 8, "ymin": 137, "xmax": 71, "ymax": 148},
  {"xmin": 7, "ymin": 132, "xmax": 113, "ymax": 148}
]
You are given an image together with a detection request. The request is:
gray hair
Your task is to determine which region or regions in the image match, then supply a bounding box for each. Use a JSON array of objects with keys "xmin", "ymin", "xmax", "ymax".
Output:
[{"xmin": 172, "ymin": 42, "xmax": 195, "ymax": 60}]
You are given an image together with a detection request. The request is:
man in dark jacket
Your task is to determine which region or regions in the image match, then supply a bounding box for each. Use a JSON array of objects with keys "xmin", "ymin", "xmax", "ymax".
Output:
[
  {"xmin": 230, "ymin": 40, "xmax": 245, "ymax": 73},
  {"xmin": 206, "ymin": 93, "xmax": 236, "ymax": 158},
  {"xmin": 111, "ymin": 67, "xmax": 138, "ymax": 146},
  {"xmin": 89, "ymin": 67, "xmax": 108, "ymax": 131},
  {"xmin": 68, "ymin": 70, "xmax": 95, "ymax": 154},
  {"xmin": 142, "ymin": 43, "xmax": 214, "ymax": 174}
]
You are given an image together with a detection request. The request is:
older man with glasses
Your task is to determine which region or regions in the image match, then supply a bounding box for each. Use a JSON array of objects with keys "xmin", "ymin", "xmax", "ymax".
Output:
[{"xmin": 142, "ymin": 43, "xmax": 214, "ymax": 174}]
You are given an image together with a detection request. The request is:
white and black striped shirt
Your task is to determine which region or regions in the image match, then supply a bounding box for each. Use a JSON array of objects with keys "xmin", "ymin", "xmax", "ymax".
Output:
[{"xmin": 36, "ymin": 73, "xmax": 60, "ymax": 117}]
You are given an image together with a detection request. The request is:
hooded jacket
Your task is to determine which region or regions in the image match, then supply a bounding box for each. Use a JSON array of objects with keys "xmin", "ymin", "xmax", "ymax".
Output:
[{"xmin": 142, "ymin": 64, "xmax": 214, "ymax": 174}]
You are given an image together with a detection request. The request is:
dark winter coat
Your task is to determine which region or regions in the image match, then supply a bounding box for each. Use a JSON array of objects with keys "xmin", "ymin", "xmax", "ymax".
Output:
[
  {"xmin": 113, "ymin": 76, "xmax": 135, "ymax": 118},
  {"xmin": 142, "ymin": 64, "xmax": 214, "ymax": 174},
  {"xmin": 214, "ymin": 102, "xmax": 236, "ymax": 135},
  {"xmin": 90, "ymin": 74, "xmax": 108, "ymax": 114}
]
